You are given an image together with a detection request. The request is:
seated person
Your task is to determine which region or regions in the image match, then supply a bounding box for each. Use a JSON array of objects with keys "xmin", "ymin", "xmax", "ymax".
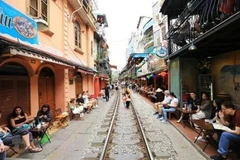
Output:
[
  {"xmin": 187, "ymin": 91, "xmax": 201, "ymax": 111},
  {"xmin": 153, "ymin": 88, "xmax": 164, "ymax": 106},
  {"xmin": 177, "ymin": 91, "xmax": 201, "ymax": 123},
  {"xmin": 36, "ymin": 104, "xmax": 52, "ymax": 124},
  {"xmin": 77, "ymin": 92, "xmax": 91, "ymax": 114},
  {"xmin": 153, "ymin": 90, "xmax": 172, "ymax": 119},
  {"xmin": 210, "ymin": 101, "xmax": 240, "ymax": 160},
  {"xmin": 0, "ymin": 139, "xmax": 6, "ymax": 160},
  {"xmin": 69, "ymin": 98, "xmax": 84, "ymax": 119},
  {"xmin": 159, "ymin": 92, "xmax": 179, "ymax": 123},
  {"xmin": 196, "ymin": 99, "xmax": 226, "ymax": 142},
  {"xmin": 86, "ymin": 91, "xmax": 98, "ymax": 108},
  {"xmin": 191, "ymin": 92, "xmax": 212, "ymax": 120},
  {"xmin": 2, "ymin": 108, "xmax": 42, "ymax": 152}
]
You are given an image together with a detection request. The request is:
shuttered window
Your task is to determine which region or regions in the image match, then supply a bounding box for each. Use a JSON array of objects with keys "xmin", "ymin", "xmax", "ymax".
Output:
[
  {"xmin": 0, "ymin": 77, "xmax": 30, "ymax": 125},
  {"xmin": 0, "ymin": 63, "xmax": 30, "ymax": 125}
]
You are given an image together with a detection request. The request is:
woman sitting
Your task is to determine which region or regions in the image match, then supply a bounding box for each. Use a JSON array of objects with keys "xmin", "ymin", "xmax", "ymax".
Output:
[
  {"xmin": 0, "ymin": 139, "xmax": 6, "ymax": 160},
  {"xmin": 159, "ymin": 92, "xmax": 179, "ymax": 123},
  {"xmin": 9, "ymin": 106, "xmax": 42, "ymax": 152},
  {"xmin": 69, "ymin": 98, "xmax": 84, "ymax": 120},
  {"xmin": 36, "ymin": 104, "xmax": 52, "ymax": 124}
]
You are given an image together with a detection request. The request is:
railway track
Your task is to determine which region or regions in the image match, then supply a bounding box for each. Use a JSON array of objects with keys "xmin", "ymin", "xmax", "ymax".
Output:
[
  {"xmin": 83, "ymin": 91, "xmax": 154, "ymax": 160},
  {"xmin": 100, "ymin": 91, "xmax": 154, "ymax": 160}
]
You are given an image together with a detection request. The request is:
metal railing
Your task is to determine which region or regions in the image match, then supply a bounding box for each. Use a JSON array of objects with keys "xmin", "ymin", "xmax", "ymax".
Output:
[{"xmin": 164, "ymin": 0, "xmax": 205, "ymax": 40}]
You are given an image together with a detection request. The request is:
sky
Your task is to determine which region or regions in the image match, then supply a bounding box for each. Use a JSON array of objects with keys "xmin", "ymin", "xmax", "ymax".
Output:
[{"xmin": 94, "ymin": 0, "xmax": 157, "ymax": 70}]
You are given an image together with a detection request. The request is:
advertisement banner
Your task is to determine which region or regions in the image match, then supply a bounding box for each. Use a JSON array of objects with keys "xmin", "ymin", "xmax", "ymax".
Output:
[{"xmin": 0, "ymin": 0, "xmax": 38, "ymax": 44}]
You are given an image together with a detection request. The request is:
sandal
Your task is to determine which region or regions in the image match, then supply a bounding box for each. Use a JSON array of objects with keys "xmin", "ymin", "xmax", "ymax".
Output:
[
  {"xmin": 33, "ymin": 147, "xmax": 42, "ymax": 152},
  {"xmin": 25, "ymin": 146, "xmax": 42, "ymax": 153}
]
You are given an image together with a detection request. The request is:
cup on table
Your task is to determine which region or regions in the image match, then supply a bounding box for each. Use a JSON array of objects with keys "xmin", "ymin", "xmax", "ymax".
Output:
[{"xmin": 183, "ymin": 103, "xmax": 187, "ymax": 109}]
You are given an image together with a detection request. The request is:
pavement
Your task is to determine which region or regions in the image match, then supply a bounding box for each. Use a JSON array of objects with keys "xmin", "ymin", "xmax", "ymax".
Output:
[
  {"xmin": 14, "ymin": 95, "xmax": 114, "ymax": 160},
  {"xmin": 10, "ymin": 91, "xmax": 207, "ymax": 160}
]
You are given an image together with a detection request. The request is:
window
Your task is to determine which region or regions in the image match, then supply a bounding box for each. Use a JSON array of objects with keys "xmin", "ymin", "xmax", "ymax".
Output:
[
  {"xmin": 29, "ymin": 0, "xmax": 48, "ymax": 22},
  {"xmin": 74, "ymin": 21, "xmax": 81, "ymax": 48}
]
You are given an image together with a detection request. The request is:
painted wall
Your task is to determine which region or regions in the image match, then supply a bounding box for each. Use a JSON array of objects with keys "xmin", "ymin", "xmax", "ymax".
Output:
[
  {"xmin": 2, "ymin": 0, "xmax": 96, "ymax": 114},
  {"xmin": 211, "ymin": 51, "xmax": 240, "ymax": 103},
  {"xmin": 170, "ymin": 58, "xmax": 180, "ymax": 100}
]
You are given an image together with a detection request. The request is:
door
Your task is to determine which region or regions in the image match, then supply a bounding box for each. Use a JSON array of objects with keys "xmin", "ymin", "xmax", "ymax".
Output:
[
  {"xmin": 38, "ymin": 68, "xmax": 55, "ymax": 118},
  {"xmin": 75, "ymin": 72, "xmax": 83, "ymax": 96},
  {"xmin": 75, "ymin": 78, "xmax": 83, "ymax": 96}
]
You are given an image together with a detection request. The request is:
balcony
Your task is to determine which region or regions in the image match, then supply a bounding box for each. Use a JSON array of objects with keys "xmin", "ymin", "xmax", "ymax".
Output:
[
  {"xmin": 163, "ymin": 0, "xmax": 240, "ymax": 58},
  {"xmin": 68, "ymin": 0, "xmax": 97, "ymax": 30}
]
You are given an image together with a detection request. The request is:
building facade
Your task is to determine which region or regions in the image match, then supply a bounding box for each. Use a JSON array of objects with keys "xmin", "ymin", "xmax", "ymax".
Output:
[
  {"xmin": 160, "ymin": 0, "xmax": 240, "ymax": 107},
  {"xmin": 0, "ymin": 0, "xmax": 108, "ymax": 125}
]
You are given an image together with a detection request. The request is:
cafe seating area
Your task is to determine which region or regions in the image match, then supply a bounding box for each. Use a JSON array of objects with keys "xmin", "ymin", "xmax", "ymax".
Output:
[{"xmin": 141, "ymin": 94, "xmax": 240, "ymax": 160}]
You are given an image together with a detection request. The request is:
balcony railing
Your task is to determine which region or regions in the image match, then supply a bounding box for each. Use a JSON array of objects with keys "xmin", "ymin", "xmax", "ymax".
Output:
[{"xmin": 165, "ymin": 0, "xmax": 240, "ymax": 54}]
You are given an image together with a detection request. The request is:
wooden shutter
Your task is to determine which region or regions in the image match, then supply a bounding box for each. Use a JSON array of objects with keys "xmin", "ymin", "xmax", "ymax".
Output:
[
  {"xmin": 75, "ymin": 78, "xmax": 83, "ymax": 96},
  {"xmin": 0, "ymin": 77, "xmax": 30, "ymax": 125}
]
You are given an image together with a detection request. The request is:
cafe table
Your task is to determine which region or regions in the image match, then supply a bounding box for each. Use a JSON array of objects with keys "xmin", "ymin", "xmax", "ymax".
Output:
[
  {"xmin": 177, "ymin": 108, "xmax": 197, "ymax": 128},
  {"xmin": 29, "ymin": 122, "xmax": 52, "ymax": 148}
]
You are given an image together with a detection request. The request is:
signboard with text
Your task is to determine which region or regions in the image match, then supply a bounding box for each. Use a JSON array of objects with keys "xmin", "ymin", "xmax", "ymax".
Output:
[{"xmin": 0, "ymin": 0, "xmax": 38, "ymax": 44}]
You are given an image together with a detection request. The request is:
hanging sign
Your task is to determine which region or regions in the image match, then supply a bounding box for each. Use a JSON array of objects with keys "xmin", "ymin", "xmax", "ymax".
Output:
[
  {"xmin": 156, "ymin": 40, "xmax": 168, "ymax": 58},
  {"xmin": 0, "ymin": 0, "xmax": 39, "ymax": 44}
]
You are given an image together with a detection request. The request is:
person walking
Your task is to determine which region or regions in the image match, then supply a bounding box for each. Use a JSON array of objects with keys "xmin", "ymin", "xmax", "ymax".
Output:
[
  {"xmin": 105, "ymin": 85, "xmax": 110, "ymax": 102},
  {"xmin": 125, "ymin": 89, "xmax": 131, "ymax": 109}
]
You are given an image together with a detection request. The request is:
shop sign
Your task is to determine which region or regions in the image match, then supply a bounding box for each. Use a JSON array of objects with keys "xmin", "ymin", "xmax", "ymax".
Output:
[
  {"xmin": 0, "ymin": 0, "xmax": 38, "ymax": 44},
  {"xmin": 156, "ymin": 40, "xmax": 168, "ymax": 58}
]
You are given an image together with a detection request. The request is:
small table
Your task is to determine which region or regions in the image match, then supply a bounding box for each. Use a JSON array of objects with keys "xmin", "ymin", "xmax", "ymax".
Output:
[
  {"xmin": 192, "ymin": 120, "xmax": 216, "ymax": 151},
  {"xmin": 177, "ymin": 108, "xmax": 197, "ymax": 128},
  {"xmin": 30, "ymin": 123, "xmax": 51, "ymax": 148}
]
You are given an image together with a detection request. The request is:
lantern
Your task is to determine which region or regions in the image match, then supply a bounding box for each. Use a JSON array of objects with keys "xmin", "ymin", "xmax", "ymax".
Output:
[
  {"xmin": 149, "ymin": 53, "xmax": 152, "ymax": 59},
  {"xmin": 159, "ymin": 71, "xmax": 167, "ymax": 77},
  {"xmin": 152, "ymin": 73, "xmax": 156, "ymax": 78}
]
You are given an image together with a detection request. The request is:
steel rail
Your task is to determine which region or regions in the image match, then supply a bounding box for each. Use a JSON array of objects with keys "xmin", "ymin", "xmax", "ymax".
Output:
[
  {"xmin": 99, "ymin": 91, "xmax": 120, "ymax": 160},
  {"xmin": 131, "ymin": 98, "xmax": 154, "ymax": 160}
]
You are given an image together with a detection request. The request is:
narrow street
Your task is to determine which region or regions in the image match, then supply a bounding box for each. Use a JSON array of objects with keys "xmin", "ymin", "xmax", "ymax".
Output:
[{"xmin": 15, "ymin": 91, "xmax": 207, "ymax": 160}]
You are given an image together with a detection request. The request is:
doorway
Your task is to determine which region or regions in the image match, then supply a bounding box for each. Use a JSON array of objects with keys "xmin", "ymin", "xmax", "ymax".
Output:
[
  {"xmin": 38, "ymin": 67, "xmax": 55, "ymax": 118},
  {"xmin": 75, "ymin": 72, "xmax": 83, "ymax": 97}
]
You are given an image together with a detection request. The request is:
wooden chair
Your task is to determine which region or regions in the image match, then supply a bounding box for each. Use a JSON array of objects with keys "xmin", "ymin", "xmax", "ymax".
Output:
[{"xmin": 55, "ymin": 108, "xmax": 69, "ymax": 128}]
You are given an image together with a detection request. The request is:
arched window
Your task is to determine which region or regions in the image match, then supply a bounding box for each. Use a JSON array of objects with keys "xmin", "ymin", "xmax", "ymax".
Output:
[{"xmin": 74, "ymin": 21, "xmax": 81, "ymax": 48}]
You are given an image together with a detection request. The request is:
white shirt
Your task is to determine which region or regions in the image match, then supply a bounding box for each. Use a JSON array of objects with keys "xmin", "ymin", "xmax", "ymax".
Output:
[
  {"xmin": 83, "ymin": 95, "xmax": 89, "ymax": 104},
  {"xmin": 169, "ymin": 97, "xmax": 179, "ymax": 106},
  {"xmin": 162, "ymin": 96, "xmax": 172, "ymax": 104}
]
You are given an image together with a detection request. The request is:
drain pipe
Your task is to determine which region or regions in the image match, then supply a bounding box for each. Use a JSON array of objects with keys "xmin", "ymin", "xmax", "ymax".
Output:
[{"xmin": 70, "ymin": 0, "xmax": 84, "ymax": 22}]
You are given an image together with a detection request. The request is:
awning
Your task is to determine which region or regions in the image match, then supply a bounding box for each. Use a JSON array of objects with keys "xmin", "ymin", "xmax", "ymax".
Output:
[
  {"xmin": 77, "ymin": 68, "xmax": 93, "ymax": 75},
  {"xmin": 0, "ymin": 35, "xmax": 94, "ymax": 73},
  {"xmin": 8, "ymin": 47, "xmax": 72, "ymax": 67},
  {"xmin": 137, "ymin": 68, "xmax": 168, "ymax": 78},
  {"xmin": 160, "ymin": 0, "xmax": 188, "ymax": 19},
  {"xmin": 97, "ymin": 73, "xmax": 109, "ymax": 78}
]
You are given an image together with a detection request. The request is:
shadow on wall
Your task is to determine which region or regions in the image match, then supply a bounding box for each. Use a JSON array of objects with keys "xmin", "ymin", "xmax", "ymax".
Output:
[{"xmin": 220, "ymin": 65, "xmax": 240, "ymax": 102}]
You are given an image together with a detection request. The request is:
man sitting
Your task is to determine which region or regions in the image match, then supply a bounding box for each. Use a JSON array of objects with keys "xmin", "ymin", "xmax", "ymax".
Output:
[
  {"xmin": 210, "ymin": 101, "xmax": 240, "ymax": 160},
  {"xmin": 153, "ymin": 90, "xmax": 172, "ymax": 119},
  {"xmin": 191, "ymin": 92, "xmax": 212, "ymax": 120}
]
